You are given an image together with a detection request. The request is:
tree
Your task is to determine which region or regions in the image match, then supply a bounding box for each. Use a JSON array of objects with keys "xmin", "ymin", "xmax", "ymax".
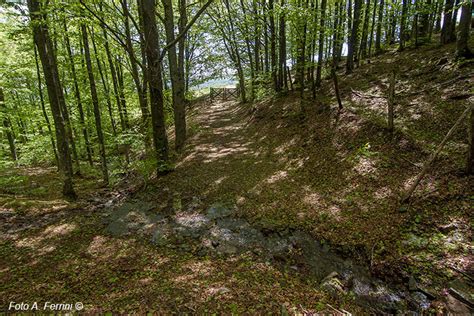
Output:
[
  {"xmin": 81, "ymin": 24, "xmax": 109, "ymax": 185},
  {"xmin": 138, "ymin": 0, "xmax": 169, "ymax": 167},
  {"xmin": 455, "ymin": 0, "xmax": 473, "ymax": 58},
  {"xmin": 27, "ymin": 0, "xmax": 76, "ymax": 199},
  {"xmin": 347, "ymin": 0, "xmax": 363, "ymax": 73},
  {"xmin": 440, "ymin": 0, "xmax": 456, "ymax": 44},
  {"xmin": 162, "ymin": 0, "xmax": 187, "ymax": 151}
]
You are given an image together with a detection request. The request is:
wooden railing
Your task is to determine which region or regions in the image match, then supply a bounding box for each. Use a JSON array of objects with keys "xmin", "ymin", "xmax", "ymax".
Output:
[{"xmin": 209, "ymin": 87, "xmax": 239, "ymax": 103}]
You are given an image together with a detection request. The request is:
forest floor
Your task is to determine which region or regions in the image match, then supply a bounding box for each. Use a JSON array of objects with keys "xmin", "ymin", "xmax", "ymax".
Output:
[{"xmin": 1, "ymin": 41, "xmax": 473, "ymax": 314}]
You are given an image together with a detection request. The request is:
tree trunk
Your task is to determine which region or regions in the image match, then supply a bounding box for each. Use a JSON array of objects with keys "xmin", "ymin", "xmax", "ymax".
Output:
[
  {"xmin": 34, "ymin": 45, "xmax": 58, "ymax": 166},
  {"xmin": 347, "ymin": 0, "xmax": 362, "ymax": 73},
  {"xmin": 91, "ymin": 27, "xmax": 117, "ymax": 136},
  {"xmin": 100, "ymin": 10, "xmax": 127, "ymax": 131},
  {"xmin": 269, "ymin": 0, "xmax": 278, "ymax": 91},
  {"xmin": 28, "ymin": 0, "xmax": 76, "ymax": 199},
  {"xmin": 278, "ymin": 0, "xmax": 286, "ymax": 92},
  {"xmin": 162, "ymin": 0, "xmax": 187, "ymax": 151},
  {"xmin": 81, "ymin": 24, "xmax": 109, "ymax": 185},
  {"xmin": 0, "ymin": 88, "xmax": 17, "ymax": 161},
  {"xmin": 455, "ymin": 0, "xmax": 473, "ymax": 58},
  {"xmin": 316, "ymin": 0, "xmax": 327, "ymax": 87},
  {"xmin": 441, "ymin": 0, "xmax": 455, "ymax": 44},
  {"xmin": 399, "ymin": 0, "xmax": 408, "ymax": 50},
  {"xmin": 63, "ymin": 21, "xmax": 93, "ymax": 166},
  {"xmin": 368, "ymin": 0, "xmax": 377, "ymax": 57},
  {"xmin": 122, "ymin": 0, "xmax": 150, "ymax": 128},
  {"xmin": 434, "ymin": 0, "xmax": 442, "ymax": 33},
  {"xmin": 359, "ymin": 0, "xmax": 371, "ymax": 61},
  {"xmin": 138, "ymin": 0, "xmax": 169, "ymax": 166}
]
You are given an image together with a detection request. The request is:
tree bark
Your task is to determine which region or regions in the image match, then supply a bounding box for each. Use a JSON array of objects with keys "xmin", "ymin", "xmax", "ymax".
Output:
[
  {"xmin": 91, "ymin": 27, "xmax": 117, "ymax": 136},
  {"xmin": 63, "ymin": 21, "xmax": 93, "ymax": 166},
  {"xmin": 138, "ymin": 0, "xmax": 169, "ymax": 166},
  {"xmin": 455, "ymin": 0, "xmax": 473, "ymax": 58},
  {"xmin": 441, "ymin": 0, "xmax": 455, "ymax": 44},
  {"xmin": 347, "ymin": 0, "xmax": 362, "ymax": 73},
  {"xmin": 28, "ymin": 0, "xmax": 76, "ymax": 199},
  {"xmin": 269, "ymin": 0, "xmax": 278, "ymax": 91},
  {"xmin": 81, "ymin": 24, "xmax": 109, "ymax": 185},
  {"xmin": 162, "ymin": 0, "xmax": 187, "ymax": 151},
  {"xmin": 316, "ymin": 0, "xmax": 327, "ymax": 87},
  {"xmin": 34, "ymin": 45, "xmax": 58, "ymax": 166},
  {"xmin": 399, "ymin": 0, "xmax": 408, "ymax": 50},
  {"xmin": 359, "ymin": 0, "xmax": 371, "ymax": 60},
  {"xmin": 0, "ymin": 88, "xmax": 17, "ymax": 161}
]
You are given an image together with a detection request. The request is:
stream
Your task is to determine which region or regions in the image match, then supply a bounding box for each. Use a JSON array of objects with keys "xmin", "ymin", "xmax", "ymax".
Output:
[{"xmin": 103, "ymin": 197, "xmax": 432, "ymax": 313}]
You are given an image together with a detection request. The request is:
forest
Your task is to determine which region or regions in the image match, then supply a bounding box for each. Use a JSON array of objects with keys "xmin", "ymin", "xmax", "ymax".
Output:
[{"xmin": 0, "ymin": 0, "xmax": 473, "ymax": 313}]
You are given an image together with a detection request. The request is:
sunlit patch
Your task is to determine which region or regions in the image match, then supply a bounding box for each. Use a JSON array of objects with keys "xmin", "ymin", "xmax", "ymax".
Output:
[
  {"xmin": 274, "ymin": 137, "xmax": 299, "ymax": 155},
  {"xmin": 266, "ymin": 171, "xmax": 288, "ymax": 184},
  {"xmin": 87, "ymin": 235, "xmax": 138, "ymax": 260},
  {"xmin": 173, "ymin": 261, "xmax": 213, "ymax": 285},
  {"xmin": 205, "ymin": 285, "xmax": 231, "ymax": 297},
  {"xmin": 374, "ymin": 186, "xmax": 393, "ymax": 199},
  {"xmin": 303, "ymin": 193, "xmax": 324, "ymax": 209},
  {"xmin": 16, "ymin": 222, "xmax": 77, "ymax": 250},
  {"xmin": 353, "ymin": 157, "xmax": 379, "ymax": 175},
  {"xmin": 174, "ymin": 212, "xmax": 210, "ymax": 230},
  {"xmin": 214, "ymin": 176, "xmax": 227, "ymax": 185},
  {"xmin": 138, "ymin": 277, "xmax": 153, "ymax": 285}
]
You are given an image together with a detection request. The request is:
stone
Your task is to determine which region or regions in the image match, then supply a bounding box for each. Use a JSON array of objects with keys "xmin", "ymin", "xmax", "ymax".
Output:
[
  {"xmin": 151, "ymin": 228, "xmax": 169, "ymax": 246},
  {"xmin": 206, "ymin": 203, "xmax": 235, "ymax": 220},
  {"xmin": 105, "ymin": 221, "xmax": 128, "ymax": 236},
  {"xmin": 408, "ymin": 276, "xmax": 418, "ymax": 291},
  {"xmin": 216, "ymin": 244, "xmax": 238, "ymax": 254},
  {"xmin": 320, "ymin": 273, "xmax": 346, "ymax": 296}
]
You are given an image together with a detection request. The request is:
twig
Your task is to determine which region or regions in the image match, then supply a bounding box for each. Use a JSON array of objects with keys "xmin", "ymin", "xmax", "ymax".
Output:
[
  {"xmin": 401, "ymin": 106, "xmax": 471, "ymax": 203},
  {"xmin": 449, "ymin": 266, "xmax": 474, "ymax": 282}
]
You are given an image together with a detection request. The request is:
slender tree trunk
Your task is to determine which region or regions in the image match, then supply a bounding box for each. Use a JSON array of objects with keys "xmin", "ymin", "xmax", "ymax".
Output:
[
  {"xmin": 81, "ymin": 24, "xmax": 109, "ymax": 185},
  {"xmin": 347, "ymin": 0, "xmax": 362, "ymax": 73},
  {"xmin": 359, "ymin": 0, "xmax": 371, "ymax": 61},
  {"xmin": 450, "ymin": 0, "xmax": 460, "ymax": 39},
  {"xmin": 278, "ymin": 0, "xmax": 286, "ymax": 92},
  {"xmin": 28, "ymin": 0, "xmax": 76, "ymax": 199},
  {"xmin": 91, "ymin": 28, "xmax": 117, "ymax": 136},
  {"xmin": 434, "ymin": 0, "xmax": 442, "ymax": 33},
  {"xmin": 254, "ymin": 0, "xmax": 261, "ymax": 76},
  {"xmin": 63, "ymin": 21, "xmax": 93, "ymax": 166},
  {"xmin": 269, "ymin": 0, "xmax": 278, "ymax": 91},
  {"xmin": 399, "ymin": 0, "xmax": 408, "ymax": 50},
  {"xmin": 115, "ymin": 59, "xmax": 130, "ymax": 128},
  {"xmin": 100, "ymin": 14, "xmax": 127, "ymax": 131},
  {"xmin": 368, "ymin": 0, "xmax": 377, "ymax": 57},
  {"xmin": 122, "ymin": 0, "xmax": 150, "ymax": 127},
  {"xmin": 34, "ymin": 45, "xmax": 58, "ymax": 166},
  {"xmin": 316, "ymin": 0, "xmax": 327, "ymax": 87},
  {"xmin": 162, "ymin": 0, "xmax": 187, "ymax": 151},
  {"xmin": 0, "ymin": 88, "xmax": 17, "ymax": 161},
  {"xmin": 240, "ymin": 0, "xmax": 256, "ymax": 100}
]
